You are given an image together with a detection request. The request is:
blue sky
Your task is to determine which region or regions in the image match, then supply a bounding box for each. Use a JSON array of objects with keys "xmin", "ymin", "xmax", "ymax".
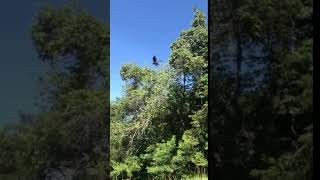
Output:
[
  {"xmin": 110, "ymin": 0, "xmax": 208, "ymax": 101},
  {"xmin": 0, "ymin": 0, "xmax": 108, "ymax": 123}
]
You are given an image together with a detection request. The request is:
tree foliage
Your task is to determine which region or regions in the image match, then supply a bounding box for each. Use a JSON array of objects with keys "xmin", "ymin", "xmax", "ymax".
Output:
[
  {"xmin": 209, "ymin": 0, "xmax": 313, "ymax": 179},
  {"xmin": 110, "ymin": 10, "xmax": 208, "ymax": 179},
  {"xmin": 0, "ymin": 4, "xmax": 109, "ymax": 179}
]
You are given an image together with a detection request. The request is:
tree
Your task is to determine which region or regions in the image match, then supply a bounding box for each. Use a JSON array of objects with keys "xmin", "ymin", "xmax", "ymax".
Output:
[
  {"xmin": 0, "ymin": 4, "xmax": 110, "ymax": 179},
  {"xmin": 110, "ymin": 9, "xmax": 208, "ymax": 179},
  {"xmin": 209, "ymin": 0, "xmax": 313, "ymax": 179}
]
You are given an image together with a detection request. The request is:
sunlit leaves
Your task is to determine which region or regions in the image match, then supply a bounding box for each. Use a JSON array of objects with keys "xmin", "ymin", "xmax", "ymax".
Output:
[{"xmin": 111, "ymin": 9, "xmax": 208, "ymax": 179}]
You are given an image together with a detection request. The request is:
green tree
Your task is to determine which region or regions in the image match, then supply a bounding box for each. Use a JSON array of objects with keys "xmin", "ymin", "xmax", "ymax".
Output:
[
  {"xmin": 110, "ymin": 9, "xmax": 208, "ymax": 179},
  {"xmin": 209, "ymin": 0, "xmax": 313, "ymax": 179},
  {"xmin": 0, "ymin": 4, "xmax": 109, "ymax": 179}
]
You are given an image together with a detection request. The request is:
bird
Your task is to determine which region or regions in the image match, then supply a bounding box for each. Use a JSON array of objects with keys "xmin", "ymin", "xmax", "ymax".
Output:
[{"xmin": 152, "ymin": 56, "xmax": 159, "ymax": 66}]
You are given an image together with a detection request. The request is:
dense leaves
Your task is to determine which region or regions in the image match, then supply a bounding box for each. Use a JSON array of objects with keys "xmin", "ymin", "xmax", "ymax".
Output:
[
  {"xmin": 110, "ymin": 10, "xmax": 208, "ymax": 179},
  {"xmin": 0, "ymin": 5, "xmax": 109, "ymax": 179},
  {"xmin": 209, "ymin": 0, "xmax": 313, "ymax": 179}
]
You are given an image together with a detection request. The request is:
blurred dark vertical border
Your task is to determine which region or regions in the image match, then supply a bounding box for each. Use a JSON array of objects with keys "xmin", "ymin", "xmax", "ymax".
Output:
[
  {"xmin": 208, "ymin": 0, "xmax": 213, "ymax": 179},
  {"xmin": 313, "ymin": 0, "xmax": 319, "ymax": 179},
  {"xmin": 106, "ymin": 0, "xmax": 111, "ymax": 178},
  {"xmin": 0, "ymin": 0, "xmax": 110, "ymax": 179},
  {"xmin": 209, "ymin": 0, "xmax": 314, "ymax": 179}
]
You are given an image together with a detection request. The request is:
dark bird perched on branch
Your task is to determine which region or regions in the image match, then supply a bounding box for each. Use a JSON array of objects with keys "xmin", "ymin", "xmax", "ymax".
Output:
[{"xmin": 152, "ymin": 56, "xmax": 159, "ymax": 66}]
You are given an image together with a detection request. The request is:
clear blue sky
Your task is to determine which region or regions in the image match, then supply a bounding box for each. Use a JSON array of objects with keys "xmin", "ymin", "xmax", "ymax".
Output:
[
  {"xmin": 0, "ymin": 0, "xmax": 108, "ymax": 124},
  {"xmin": 110, "ymin": 0, "xmax": 208, "ymax": 101}
]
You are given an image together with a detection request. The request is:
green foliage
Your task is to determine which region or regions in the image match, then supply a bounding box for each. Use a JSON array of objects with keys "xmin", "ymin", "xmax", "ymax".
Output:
[
  {"xmin": 32, "ymin": 5, "xmax": 109, "ymax": 104},
  {"xmin": 111, "ymin": 9, "xmax": 208, "ymax": 179},
  {"xmin": 273, "ymin": 39, "xmax": 313, "ymax": 115},
  {"xmin": 250, "ymin": 126, "xmax": 313, "ymax": 180},
  {"xmin": 141, "ymin": 136, "xmax": 176, "ymax": 177},
  {"xmin": 172, "ymin": 130, "xmax": 206, "ymax": 173},
  {"xmin": 185, "ymin": 174, "xmax": 208, "ymax": 180},
  {"xmin": 210, "ymin": 0, "xmax": 312, "ymax": 179},
  {"xmin": 0, "ymin": 4, "xmax": 109, "ymax": 179},
  {"xmin": 111, "ymin": 156, "xmax": 142, "ymax": 178},
  {"xmin": 169, "ymin": 10, "xmax": 207, "ymax": 79}
]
